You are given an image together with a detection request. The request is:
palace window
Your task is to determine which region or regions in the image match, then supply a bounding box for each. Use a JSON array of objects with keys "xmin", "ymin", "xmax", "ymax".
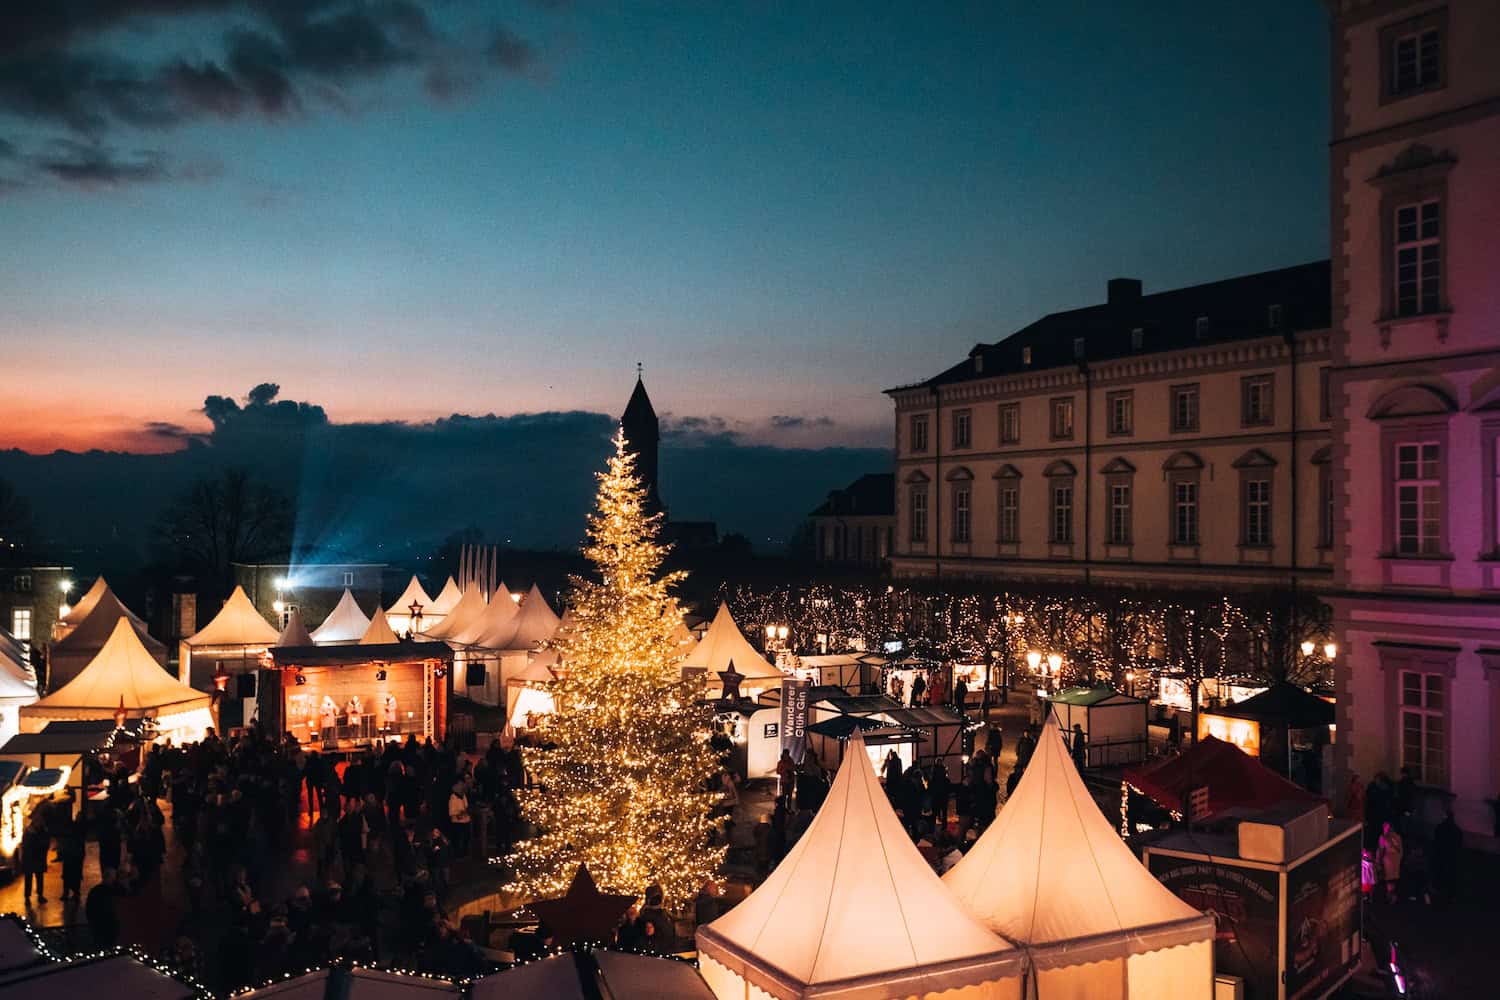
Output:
[
  {"xmin": 1394, "ymin": 200, "xmax": 1442, "ymax": 316},
  {"xmin": 1051, "ymin": 483, "xmax": 1074, "ymax": 544},
  {"xmin": 998, "ymin": 482, "xmax": 1019, "ymax": 544},
  {"xmin": 342, "ymin": 571, "xmax": 355, "ymax": 587},
  {"xmin": 999, "ymin": 403, "xmax": 1020, "ymax": 444},
  {"xmin": 1108, "ymin": 483, "xmax": 1131, "ymax": 545},
  {"xmin": 953, "ymin": 409, "xmax": 972, "ymax": 450},
  {"xmin": 10, "ymin": 608, "xmax": 31, "ymax": 643},
  {"xmin": 1050, "ymin": 397, "xmax": 1074, "ymax": 441},
  {"xmin": 1170, "ymin": 384, "xmax": 1199, "ymax": 433},
  {"xmin": 1395, "ymin": 441, "xmax": 1442, "ymax": 555},
  {"xmin": 1173, "ymin": 481, "xmax": 1199, "ymax": 546},
  {"xmin": 12, "ymin": 574, "xmax": 31, "ymax": 593},
  {"xmin": 910, "ymin": 414, "xmax": 929, "ymax": 453},
  {"xmin": 1107, "ymin": 391, "xmax": 1133, "ymax": 436},
  {"xmin": 1243, "ymin": 478, "xmax": 1272, "ymax": 546},
  {"xmin": 1242, "ymin": 375, "xmax": 1274, "ymax": 427},
  {"xmin": 952, "ymin": 485, "xmax": 971, "ymax": 543},
  {"xmin": 910, "ymin": 485, "xmax": 929, "ymax": 543},
  {"xmin": 1400, "ymin": 670, "xmax": 1446, "ymax": 787}
]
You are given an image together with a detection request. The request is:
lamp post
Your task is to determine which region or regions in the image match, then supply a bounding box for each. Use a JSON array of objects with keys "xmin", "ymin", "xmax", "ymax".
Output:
[{"xmin": 1046, "ymin": 653, "xmax": 1062, "ymax": 696}]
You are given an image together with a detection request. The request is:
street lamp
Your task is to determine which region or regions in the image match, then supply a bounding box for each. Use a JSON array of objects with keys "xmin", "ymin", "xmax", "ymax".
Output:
[
  {"xmin": 1324, "ymin": 642, "xmax": 1337, "ymax": 660},
  {"xmin": 1026, "ymin": 650, "xmax": 1042, "ymax": 671},
  {"xmin": 58, "ymin": 579, "xmax": 72, "ymax": 594},
  {"xmin": 1300, "ymin": 640, "xmax": 1316, "ymax": 657}
]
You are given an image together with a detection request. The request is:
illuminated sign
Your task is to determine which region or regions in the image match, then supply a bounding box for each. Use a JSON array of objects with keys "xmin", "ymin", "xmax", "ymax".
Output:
[{"xmin": 1198, "ymin": 713, "xmax": 1261, "ymax": 756}]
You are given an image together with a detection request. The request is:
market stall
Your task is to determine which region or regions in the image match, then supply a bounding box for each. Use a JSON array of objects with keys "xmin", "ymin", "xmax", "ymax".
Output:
[
  {"xmin": 790, "ymin": 653, "xmax": 879, "ymax": 694},
  {"xmin": 264, "ymin": 639, "xmax": 452, "ymax": 749},
  {"xmin": 45, "ymin": 586, "xmax": 165, "ymax": 692},
  {"xmin": 21, "ymin": 618, "xmax": 213, "ymax": 743},
  {"xmin": 309, "ymin": 588, "xmax": 372, "ymax": 645},
  {"xmin": 679, "ymin": 603, "xmax": 784, "ymax": 699},
  {"xmin": 178, "ymin": 585, "xmax": 281, "ymax": 689},
  {"xmin": 418, "ymin": 584, "xmax": 486, "ymax": 641},
  {"xmin": 1122, "ymin": 735, "xmax": 1323, "ymax": 831},
  {"xmin": 384, "ymin": 575, "xmax": 435, "ymax": 636},
  {"xmin": 471, "ymin": 949, "xmax": 716, "ymax": 1000},
  {"xmin": 882, "ymin": 655, "xmax": 936, "ymax": 706},
  {"xmin": 944, "ymin": 717, "xmax": 1216, "ymax": 999},
  {"xmin": 1046, "ymin": 685, "xmax": 1150, "ymax": 766},
  {"xmin": 1196, "ymin": 682, "xmax": 1335, "ymax": 792},
  {"xmin": 0, "ymin": 632, "xmax": 37, "ymax": 746},
  {"xmin": 697, "ymin": 735, "xmax": 1025, "ymax": 1000}
]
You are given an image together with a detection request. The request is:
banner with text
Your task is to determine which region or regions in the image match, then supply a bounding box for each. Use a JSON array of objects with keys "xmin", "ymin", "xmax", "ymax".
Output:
[{"xmin": 780, "ymin": 678, "xmax": 810, "ymax": 764}]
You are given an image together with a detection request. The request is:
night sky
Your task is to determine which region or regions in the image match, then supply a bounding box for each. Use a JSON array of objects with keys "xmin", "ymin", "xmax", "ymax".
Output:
[{"xmin": 0, "ymin": 1, "xmax": 1329, "ymax": 457}]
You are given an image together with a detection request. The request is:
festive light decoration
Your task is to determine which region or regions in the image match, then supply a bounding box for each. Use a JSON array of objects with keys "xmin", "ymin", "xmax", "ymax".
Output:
[{"xmin": 500, "ymin": 430, "xmax": 725, "ymax": 908}]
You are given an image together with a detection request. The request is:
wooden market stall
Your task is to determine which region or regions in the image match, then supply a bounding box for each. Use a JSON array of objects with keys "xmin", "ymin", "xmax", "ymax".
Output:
[{"xmin": 1046, "ymin": 685, "xmax": 1150, "ymax": 766}]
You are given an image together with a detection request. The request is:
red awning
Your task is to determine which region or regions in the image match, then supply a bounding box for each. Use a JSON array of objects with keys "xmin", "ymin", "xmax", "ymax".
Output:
[{"xmin": 1123, "ymin": 735, "xmax": 1322, "ymax": 820}]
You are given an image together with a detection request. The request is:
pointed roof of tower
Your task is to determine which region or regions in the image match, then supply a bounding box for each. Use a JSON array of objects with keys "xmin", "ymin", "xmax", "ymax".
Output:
[{"xmin": 622, "ymin": 373, "xmax": 659, "ymax": 432}]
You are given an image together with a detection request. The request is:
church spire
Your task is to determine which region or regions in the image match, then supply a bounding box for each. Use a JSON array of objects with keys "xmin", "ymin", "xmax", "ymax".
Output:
[{"xmin": 620, "ymin": 368, "xmax": 664, "ymax": 516}]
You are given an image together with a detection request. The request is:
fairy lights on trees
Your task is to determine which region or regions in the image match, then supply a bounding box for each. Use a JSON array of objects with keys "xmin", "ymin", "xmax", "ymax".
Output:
[{"xmin": 502, "ymin": 430, "xmax": 724, "ymax": 908}]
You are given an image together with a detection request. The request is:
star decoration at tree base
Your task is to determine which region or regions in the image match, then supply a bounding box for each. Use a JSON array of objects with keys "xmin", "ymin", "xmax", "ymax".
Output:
[{"xmin": 526, "ymin": 865, "xmax": 638, "ymax": 946}]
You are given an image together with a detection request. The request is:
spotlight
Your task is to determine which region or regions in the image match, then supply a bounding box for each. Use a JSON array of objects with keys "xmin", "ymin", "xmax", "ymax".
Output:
[{"xmin": 295, "ymin": 672, "xmax": 307, "ymax": 686}]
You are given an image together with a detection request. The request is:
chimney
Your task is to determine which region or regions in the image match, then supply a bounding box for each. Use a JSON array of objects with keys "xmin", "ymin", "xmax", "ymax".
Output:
[{"xmin": 1107, "ymin": 277, "xmax": 1142, "ymax": 306}]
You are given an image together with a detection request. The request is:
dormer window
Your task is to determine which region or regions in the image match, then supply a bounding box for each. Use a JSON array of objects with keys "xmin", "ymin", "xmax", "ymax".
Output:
[
  {"xmin": 1072, "ymin": 337, "xmax": 1085, "ymax": 359},
  {"xmin": 1022, "ymin": 346, "xmax": 1033, "ymax": 366},
  {"xmin": 1131, "ymin": 328, "xmax": 1144, "ymax": 350},
  {"xmin": 1195, "ymin": 316, "xmax": 1210, "ymax": 338},
  {"xmin": 974, "ymin": 355, "xmax": 984, "ymax": 374},
  {"xmin": 1268, "ymin": 304, "xmax": 1283, "ymax": 330}
]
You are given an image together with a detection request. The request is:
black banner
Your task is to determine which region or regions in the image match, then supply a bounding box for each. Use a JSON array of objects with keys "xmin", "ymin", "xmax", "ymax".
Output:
[
  {"xmin": 780, "ymin": 678, "xmax": 810, "ymax": 764},
  {"xmin": 1286, "ymin": 830, "xmax": 1361, "ymax": 999},
  {"xmin": 1148, "ymin": 852, "xmax": 1280, "ymax": 1000}
]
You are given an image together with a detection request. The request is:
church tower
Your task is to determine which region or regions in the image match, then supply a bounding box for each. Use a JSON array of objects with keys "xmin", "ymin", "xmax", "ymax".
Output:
[{"xmin": 621, "ymin": 369, "xmax": 665, "ymax": 515}]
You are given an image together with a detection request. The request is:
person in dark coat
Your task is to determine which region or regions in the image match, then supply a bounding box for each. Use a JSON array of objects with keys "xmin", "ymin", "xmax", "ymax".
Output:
[
  {"xmin": 1070, "ymin": 724, "xmax": 1088, "ymax": 771},
  {"xmin": 87, "ymin": 868, "xmax": 121, "ymax": 948},
  {"xmin": 910, "ymin": 673, "xmax": 927, "ymax": 707},
  {"xmin": 1014, "ymin": 728, "xmax": 1036, "ymax": 774},
  {"xmin": 1431, "ymin": 804, "xmax": 1463, "ymax": 902},
  {"xmin": 96, "ymin": 806, "xmax": 124, "ymax": 873},
  {"xmin": 881, "ymin": 749, "xmax": 903, "ymax": 787},
  {"xmin": 20, "ymin": 812, "xmax": 50, "ymax": 903},
  {"xmin": 58, "ymin": 811, "xmax": 86, "ymax": 900}
]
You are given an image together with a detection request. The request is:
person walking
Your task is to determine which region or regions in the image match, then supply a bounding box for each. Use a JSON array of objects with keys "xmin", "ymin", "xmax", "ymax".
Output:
[
  {"xmin": 1431, "ymin": 804, "xmax": 1463, "ymax": 903},
  {"xmin": 87, "ymin": 868, "xmax": 121, "ymax": 948},
  {"xmin": 20, "ymin": 812, "xmax": 50, "ymax": 903},
  {"xmin": 910, "ymin": 672, "xmax": 926, "ymax": 708},
  {"xmin": 58, "ymin": 811, "xmax": 86, "ymax": 900},
  {"xmin": 1377, "ymin": 821, "xmax": 1404, "ymax": 903},
  {"xmin": 448, "ymin": 781, "xmax": 471, "ymax": 858},
  {"xmin": 775, "ymin": 750, "xmax": 795, "ymax": 805},
  {"xmin": 1070, "ymin": 724, "xmax": 1088, "ymax": 772},
  {"xmin": 881, "ymin": 749, "xmax": 904, "ymax": 788}
]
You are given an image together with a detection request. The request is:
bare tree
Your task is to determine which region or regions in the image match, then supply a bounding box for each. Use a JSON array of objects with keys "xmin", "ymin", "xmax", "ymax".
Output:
[
  {"xmin": 0, "ymin": 477, "xmax": 31, "ymax": 549},
  {"xmin": 156, "ymin": 469, "xmax": 293, "ymax": 595}
]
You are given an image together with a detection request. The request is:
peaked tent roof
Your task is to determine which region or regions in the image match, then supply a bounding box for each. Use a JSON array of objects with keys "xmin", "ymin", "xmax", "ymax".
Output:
[
  {"xmin": 1213, "ymin": 681, "xmax": 1335, "ymax": 729},
  {"xmin": 697, "ymin": 735, "xmax": 1021, "ymax": 1000},
  {"xmin": 420, "ymin": 585, "xmax": 485, "ymax": 640},
  {"xmin": 389, "ymin": 575, "xmax": 434, "ymax": 616},
  {"xmin": 276, "ymin": 609, "xmax": 314, "ymax": 647},
  {"xmin": 943, "ymin": 717, "xmax": 1208, "ymax": 958},
  {"xmin": 310, "ymin": 589, "xmax": 371, "ymax": 644},
  {"xmin": 449, "ymin": 585, "xmax": 518, "ymax": 647},
  {"xmin": 489, "ymin": 585, "xmax": 561, "ymax": 651},
  {"xmin": 359, "ymin": 608, "xmax": 401, "ymax": 645},
  {"xmin": 1124, "ymin": 735, "xmax": 1322, "ymax": 822},
  {"xmin": 428, "ymin": 577, "xmax": 463, "ymax": 617},
  {"xmin": 680, "ymin": 603, "xmax": 782, "ymax": 682},
  {"xmin": 0, "ymin": 629, "xmax": 35, "ymax": 699},
  {"xmin": 59, "ymin": 577, "xmax": 145, "ymax": 630},
  {"xmin": 49, "ymin": 589, "xmax": 165, "ymax": 664},
  {"xmin": 26, "ymin": 618, "xmax": 211, "ymax": 719},
  {"xmin": 507, "ymin": 656, "xmax": 556, "ymax": 687},
  {"xmin": 185, "ymin": 585, "xmax": 280, "ymax": 647}
]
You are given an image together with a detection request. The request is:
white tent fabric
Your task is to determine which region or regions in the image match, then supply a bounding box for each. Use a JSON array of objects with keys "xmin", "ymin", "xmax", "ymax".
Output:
[
  {"xmin": 311, "ymin": 589, "xmax": 371, "ymax": 644},
  {"xmin": 360, "ymin": 608, "xmax": 401, "ymax": 645},
  {"xmin": 346, "ymin": 967, "xmax": 458, "ymax": 999},
  {"xmin": 185, "ymin": 585, "xmax": 280, "ymax": 647},
  {"xmin": 389, "ymin": 575, "xmax": 435, "ymax": 616},
  {"xmin": 48, "ymin": 588, "xmax": 167, "ymax": 689},
  {"xmin": 680, "ymin": 603, "xmax": 783, "ymax": 684},
  {"xmin": 943, "ymin": 717, "xmax": 1214, "ymax": 996},
  {"xmin": 277, "ymin": 609, "xmax": 314, "ymax": 647},
  {"xmin": 484, "ymin": 585, "xmax": 560, "ymax": 651},
  {"xmin": 24, "ymin": 618, "xmax": 211, "ymax": 720},
  {"xmin": 420, "ymin": 585, "xmax": 486, "ymax": 640},
  {"xmin": 58, "ymin": 577, "xmax": 146, "ymax": 631},
  {"xmin": 697, "ymin": 735, "xmax": 1023, "ymax": 1000},
  {"xmin": 0, "ymin": 954, "xmax": 198, "ymax": 1000},
  {"xmin": 472, "ymin": 952, "xmax": 717, "ymax": 1000},
  {"xmin": 448, "ymin": 586, "xmax": 518, "ymax": 647},
  {"xmin": 235, "ymin": 969, "xmax": 329, "ymax": 1000},
  {"xmin": 428, "ymin": 577, "xmax": 463, "ymax": 617},
  {"xmin": 0, "ymin": 630, "xmax": 34, "ymax": 699}
]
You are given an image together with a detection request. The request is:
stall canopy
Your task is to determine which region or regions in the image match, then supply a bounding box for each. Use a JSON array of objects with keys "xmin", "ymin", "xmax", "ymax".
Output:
[
  {"xmin": 428, "ymin": 577, "xmax": 463, "ymax": 617},
  {"xmin": 360, "ymin": 609, "xmax": 401, "ymax": 645},
  {"xmin": 472, "ymin": 951, "xmax": 716, "ymax": 1000},
  {"xmin": 0, "ymin": 916, "xmax": 44, "ymax": 974},
  {"xmin": 310, "ymin": 589, "xmax": 371, "ymax": 645},
  {"xmin": 943, "ymin": 717, "xmax": 1214, "ymax": 998},
  {"xmin": 420, "ymin": 585, "xmax": 485, "ymax": 641},
  {"xmin": 696, "ymin": 734, "xmax": 1023, "ymax": 1000},
  {"xmin": 46, "ymin": 588, "xmax": 166, "ymax": 690},
  {"xmin": 447, "ymin": 585, "xmax": 517, "ymax": 647},
  {"xmin": 23, "ymin": 618, "xmax": 212, "ymax": 722},
  {"xmin": 56, "ymin": 577, "xmax": 147, "ymax": 634},
  {"xmin": 184, "ymin": 585, "xmax": 280, "ymax": 648},
  {"xmin": 1212, "ymin": 681, "xmax": 1334, "ymax": 729},
  {"xmin": 488, "ymin": 585, "xmax": 561, "ymax": 651},
  {"xmin": 277, "ymin": 610, "xmax": 314, "ymax": 647},
  {"xmin": 0, "ymin": 633, "xmax": 35, "ymax": 699},
  {"xmin": 1123, "ymin": 735, "xmax": 1323, "ymax": 822},
  {"xmin": 0, "ymin": 953, "xmax": 200, "ymax": 1000},
  {"xmin": 386, "ymin": 576, "xmax": 435, "ymax": 635},
  {"xmin": 680, "ymin": 604, "xmax": 783, "ymax": 690}
]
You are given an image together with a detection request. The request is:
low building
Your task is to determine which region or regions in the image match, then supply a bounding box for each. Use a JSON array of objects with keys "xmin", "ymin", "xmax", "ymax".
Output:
[
  {"xmin": 0, "ymin": 564, "xmax": 72, "ymax": 658},
  {"xmin": 885, "ymin": 263, "xmax": 1334, "ymax": 591},
  {"xmin": 233, "ymin": 560, "xmax": 386, "ymax": 630},
  {"xmin": 807, "ymin": 472, "xmax": 894, "ymax": 569}
]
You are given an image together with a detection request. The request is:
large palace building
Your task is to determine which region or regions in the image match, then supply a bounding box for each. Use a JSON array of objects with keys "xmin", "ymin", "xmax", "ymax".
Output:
[{"xmin": 885, "ymin": 262, "xmax": 1336, "ymax": 591}]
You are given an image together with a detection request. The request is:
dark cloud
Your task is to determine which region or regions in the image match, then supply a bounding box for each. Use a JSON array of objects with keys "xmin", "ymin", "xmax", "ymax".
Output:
[
  {"xmin": 0, "ymin": 1, "xmax": 545, "ymax": 191},
  {"xmin": 35, "ymin": 140, "xmax": 169, "ymax": 186},
  {"xmin": 0, "ymin": 136, "xmax": 14, "ymax": 158},
  {"xmin": 661, "ymin": 414, "xmax": 740, "ymax": 448},
  {"xmin": 769, "ymin": 414, "xmax": 835, "ymax": 430}
]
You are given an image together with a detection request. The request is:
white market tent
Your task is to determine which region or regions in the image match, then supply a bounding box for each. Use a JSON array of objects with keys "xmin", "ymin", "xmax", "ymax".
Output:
[
  {"xmin": 420, "ymin": 584, "xmax": 485, "ymax": 641},
  {"xmin": 447, "ymin": 584, "xmax": 517, "ymax": 647},
  {"xmin": 386, "ymin": 575, "xmax": 435, "ymax": 636},
  {"xmin": 0, "ymin": 629, "xmax": 39, "ymax": 746},
  {"xmin": 277, "ymin": 609, "xmax": 314, "ymax": 647},
  {"xmin": 311, "ymin": 589, "xmax": 372, "ymax": 645},
  {"xmin": 943, "ymin": 717, "xmax": 1215, "ymax": 999},
  {"xmin": 0, "ymin": 953, "xmax": 198, "ymax": 1000},
  {"xmin": 54, "ymin": 576, "xmax": 147, "ymax": 639},
  {"xmin": 179, "ymin": 585, "xmax": 281, "ymax": 685},
  {"xmin": 487, "ymin": 585, "xmax": 561, "ymax": 651},
  {"xmin": 47, "ymin": 587, "xmax": 166, "ymax": 690},
  {"xmin": 428, "ymin": 576, "xmax": 463, "ymax": 617},
  {"xmin": 22, "ymin": 618, "xmax": 213, "ymax": 742},
  {"xmin": 360, "ymin": 608, "xmax": 401, "ymax": 645},
  {"xmin": 471, "ymin": 951, "xmax": 716, "ymax": 1000},
  {"xmin": 505, "ymin": 655, "xmax": 556, "ymax": 729},
  {"xmin": 697, "ymin": 734, "xmax": 1025, "ymax": 1000},
  {"xmin": 680, "ymin": 603, "xmax": 784, "ymax": 697},
  {"xmin": 235, "ymin": 969, "xmax": 329, "ymax": 1000}
]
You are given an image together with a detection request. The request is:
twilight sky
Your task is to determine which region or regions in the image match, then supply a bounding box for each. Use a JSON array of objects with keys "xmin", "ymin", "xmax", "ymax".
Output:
[{"xmin": 0, "ymin": 0, "xmax": 1330, "ymax": 455}]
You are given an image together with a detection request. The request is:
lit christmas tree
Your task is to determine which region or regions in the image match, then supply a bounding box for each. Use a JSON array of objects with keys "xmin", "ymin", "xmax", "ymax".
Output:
[{"xmin": 502, "ymin": 430, "xmax": 725, "ymax": 908}]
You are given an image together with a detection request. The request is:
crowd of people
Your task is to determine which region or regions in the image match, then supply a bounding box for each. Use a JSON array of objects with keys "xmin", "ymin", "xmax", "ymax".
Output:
[
  {"xmin": 16, "ymin": 725, "xmax": 532, "ymax": 991},
  {"xmin": 1347, "ymin": 766, "xmax": 1466, "ymax": 908}
]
